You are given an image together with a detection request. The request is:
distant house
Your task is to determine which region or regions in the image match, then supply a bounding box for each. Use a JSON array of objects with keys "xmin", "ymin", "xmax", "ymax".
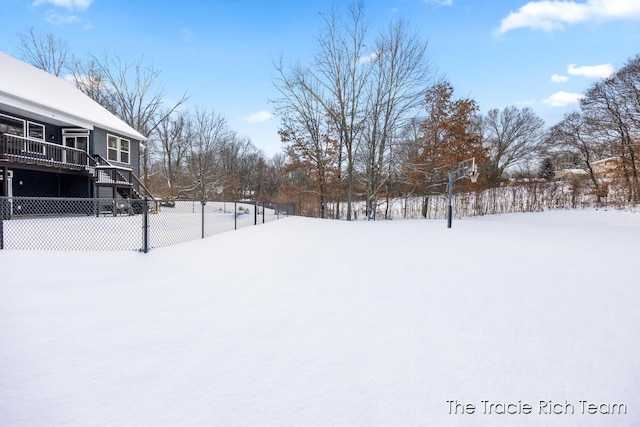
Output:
[
  {"xmin": 0, "ymin": 52, "xmax": 153, "ymax": 211},
  {"xmin": 554, "ymin": 168, "xmax": 588, "ymax": 181},
  {"xmin": 591, "ymin": 157, "xmax": 623, "ymax": 180}
]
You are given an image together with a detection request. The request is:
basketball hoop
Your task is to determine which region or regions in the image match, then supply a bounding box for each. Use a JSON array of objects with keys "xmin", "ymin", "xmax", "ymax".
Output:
[{"xmin": 446, "ymin": 157, "xmax": 479, "ymax": 228}]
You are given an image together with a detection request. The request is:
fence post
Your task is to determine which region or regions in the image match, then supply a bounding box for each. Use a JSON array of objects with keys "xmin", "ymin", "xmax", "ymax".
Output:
[
  {"xmin": 0, "ymin": 198, "xmax": 4, "ymax": 250},
  {"xmin": 254, "ymin": 201, "xmax": 257, "ymax": 225},
  {"xmin": 142, "ymin": 196, "xmax": 149, "ymax": 253},
  {"xmin": 234, "ymin": 201, "xmax": 237, "ymax": 230},
  {"xmin": 262, "ymin": 201, "xmax": 265, "ymax": 223}
]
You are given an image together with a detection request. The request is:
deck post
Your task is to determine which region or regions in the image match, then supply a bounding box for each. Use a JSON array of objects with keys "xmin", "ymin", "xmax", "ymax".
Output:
[
  {"xmin": 0, "ymin": 198, "xmax": 4, "ymax": 249},
  {"xmin": 1, "ymin": 166, "xmax": 7, "ymax": 198}
]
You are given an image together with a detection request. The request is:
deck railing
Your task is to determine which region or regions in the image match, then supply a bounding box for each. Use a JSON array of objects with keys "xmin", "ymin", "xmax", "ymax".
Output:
[
  {"xmin": 2, "ymin": 134, "xmax": 157, "ymax": 208},
  {"xmin": 95, "ymin": 165, "xmax": 134, "ymax": 186},
  {"xmin": 93, "ymin": 154, "xmax": 157, "ymax": 204},
  {"xmin": 1, "ymin": 134, "xmax": 95, "ymax": 169}
]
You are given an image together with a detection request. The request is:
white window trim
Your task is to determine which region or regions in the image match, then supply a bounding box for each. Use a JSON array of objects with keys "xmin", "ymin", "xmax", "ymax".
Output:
[
  {"xmin": 63, "ymin": 129, "xmax": 90, "ymax": 152},
  {"xmin": 62, "ymin": 129, "xmax": 90, "ymax": 139},
  {"xmin": 27, "ymin": 121, "xmax": 45, "ymax": 141},
  {"xmin": 107, "ymin": 134, "xmax": 131, "ymax": 165},
  {"xmin": 0, "ymin": 113, "xmax": 25, "ymax": 137},
  {"xmin": 1, "ymin": 114, "xmax": 47, "ymax": 155}
]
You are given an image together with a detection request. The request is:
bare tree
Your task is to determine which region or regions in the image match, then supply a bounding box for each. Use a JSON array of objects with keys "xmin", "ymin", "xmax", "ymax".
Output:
[
  {"xmin": 218, "ymin": 135, "xmax": 258, "ymax": 199},
  {"xmin": 483, "ymin": 106, "xmax": 546, "ymax": 187},
  {"xmin": 262, "ymin": 153, "xmax": 286, "ymax": 199},
  {"xmin": 69, "ymin": 58, "xmax": 113, "ymax": 108},
  {"xmin": 274, "ymin": 1, "xmax": 433, "ymax": 220},
  {"xmin": 71, "ymin": 53, "xmax": 189, "ymax": 184},
  {"xmin": 360, "ymin": 19, "xmax": 432, "ymax": 219},
  {"xmin": 273, "ymin": 63, "xmax": 339, "ymax": 218},
  {"xmin": 546, "ymin": 111, "xmax": 604, "ymax": 199},
  {"xmin": 394, "ymin": 117, "xmax": 424, "ymax": 203},
  {"xmin": 617, "ymin": 55, "xmax": 640, "ymax": 134},
  {"xmin": 581, "ymin": 72, "xmax": 640, "ymax": 202},
  {"xmin": 311, "ymin": 0, "xmax": 371, "ymax": 220},
  {"xmin": 237, "ymin": 147, "xmax": 269, "ymax": 200},
  {"xmin": 154, "ymin": 110, "xmax": 192, "ymax": 195},
  {"xmin": 18, "ymin": 26, "xmax": 70, "ymax": 76},
  {"xmin": 182, "ymin": 108, "xmax": 232, "ymax": 201}
]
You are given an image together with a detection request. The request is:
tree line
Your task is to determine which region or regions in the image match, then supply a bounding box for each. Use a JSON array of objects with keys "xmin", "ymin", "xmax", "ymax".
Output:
[
  {"xmin": 273, "ymin": 1, "xmax": 544, "ymax": 218},
  {"xmin": 15, "ymin": 2, "xmax": 640, "ymax": 216},
  {"xmin": 274, "ymin": 1, "xmax": 640, "ymax": 217}
]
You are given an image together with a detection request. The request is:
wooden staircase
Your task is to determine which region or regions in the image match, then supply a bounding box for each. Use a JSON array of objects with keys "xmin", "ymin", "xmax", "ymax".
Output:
[{"xmin": 90, "ymin": 155, "xmax": 158, "ymax": 213}]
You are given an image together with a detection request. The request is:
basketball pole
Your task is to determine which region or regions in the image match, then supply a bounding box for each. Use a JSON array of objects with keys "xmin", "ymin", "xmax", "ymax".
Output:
[
  {"xmin": 446, "ymin": 158, "xmax": 478, "ymax": 229},
  {"xmin": 447, "ymin": 172, "xmax": 454, "ymax": 229}
]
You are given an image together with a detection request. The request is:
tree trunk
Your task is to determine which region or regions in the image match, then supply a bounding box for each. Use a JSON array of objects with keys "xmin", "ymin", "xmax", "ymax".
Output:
[{"xmin": 346, "ymin": 159, "xmax": 354, "ymax": 221}]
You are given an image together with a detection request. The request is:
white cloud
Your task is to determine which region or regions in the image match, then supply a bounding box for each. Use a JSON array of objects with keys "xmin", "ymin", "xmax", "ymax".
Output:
[
  {"xmin": 567, "ymin": 63, "xmax": 615, "ymax": 78},
  {"xmin": 425, "ymin": 0, "xmax": 453, "ymax": 5},
  {"xmin": 35, "ymin": 0, "xmax": 92, "ymax": 26},
  {"xmin": 497, "ymin": 0, "xmax": 640, "ymax": 34},
  {"xmin": 45, "ymin": 13, "xmax": 81, "ymax": 25},
  {"xmin": 245, "ymin": 111, "xmax": 274, "ymax": 123},
  {"xmin": 33, "ymin": 0, "xmax": 93, "ymax": 10},
  {"xmin": 543, "ymin": 91, "xmax": 584, "ymax": 106},
  {"xmin": 357, "ymin": 52, "xmax": 380, "ymax": 65},
  {"xmin": 551, "ymin": 74, "xmax": 569, "ymax": 83}
]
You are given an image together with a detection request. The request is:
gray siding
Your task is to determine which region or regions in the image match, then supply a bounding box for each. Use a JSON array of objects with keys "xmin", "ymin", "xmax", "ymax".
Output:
[{"xmin": 92, "ymin": 127, "xmax": 141, "ymax": 176}]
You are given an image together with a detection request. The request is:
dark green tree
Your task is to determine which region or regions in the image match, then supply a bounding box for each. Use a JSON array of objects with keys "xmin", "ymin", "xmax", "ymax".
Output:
[{"xmin": 539, "ymin": 158, "xmax": 555, "ymax": 180}]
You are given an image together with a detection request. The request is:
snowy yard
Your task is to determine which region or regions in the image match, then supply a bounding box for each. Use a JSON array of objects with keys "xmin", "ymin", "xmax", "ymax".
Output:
[{"xmin": 1, "ymin": 209, "xmax": 639, "ymax": 426}]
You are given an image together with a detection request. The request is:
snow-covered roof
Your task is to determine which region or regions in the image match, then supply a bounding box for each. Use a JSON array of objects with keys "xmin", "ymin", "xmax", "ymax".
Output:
[
  {"xmin": 558, "ymin": 168, "xmax": 588, "ymax": 175},
  {"xmin": 0, "ymin": 52, "xmax": 146, "ymax": 142},
  {"xmin": 591, "ymin": 156, "xmax": 621, "ymax": 165}
]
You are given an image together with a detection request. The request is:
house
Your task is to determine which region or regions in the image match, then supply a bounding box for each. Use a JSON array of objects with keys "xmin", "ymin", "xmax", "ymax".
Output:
[
  {"xmin": 591, "ymin": 157, "xmax": 623, "ymax": 180},
  {"xmin": 0, "ymin": 52, "xmax": 154, "ymax": 215},
  {"xmin": 554, "ymin": 168, "xmax": 588, "ymax": 181}
]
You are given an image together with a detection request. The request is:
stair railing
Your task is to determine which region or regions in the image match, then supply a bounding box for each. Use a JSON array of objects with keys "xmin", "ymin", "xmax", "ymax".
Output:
[{"xmin": 93, "ymin": 154, "xmax": 157, "ymax": 211}]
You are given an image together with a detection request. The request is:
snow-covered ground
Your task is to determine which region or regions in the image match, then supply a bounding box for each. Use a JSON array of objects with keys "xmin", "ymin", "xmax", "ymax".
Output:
[{"xmin": 1, "ymin": 209, "xmax": 639, "ymax": 426}]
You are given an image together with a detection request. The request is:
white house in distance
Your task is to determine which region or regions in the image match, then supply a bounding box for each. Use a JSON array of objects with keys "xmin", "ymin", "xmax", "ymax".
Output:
[{"xmin": 0, "ymin": 52, "xmax": 153, "ymax": 215}]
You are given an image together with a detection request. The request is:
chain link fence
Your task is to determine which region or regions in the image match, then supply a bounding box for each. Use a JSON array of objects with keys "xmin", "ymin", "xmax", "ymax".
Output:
[
  {"xmin": 328, "ymin": 180, "xmax": 633, "ymax": 220},
  {"xmin": 0, "ymin": 197, "xmax": 294, "ymax": 251}
]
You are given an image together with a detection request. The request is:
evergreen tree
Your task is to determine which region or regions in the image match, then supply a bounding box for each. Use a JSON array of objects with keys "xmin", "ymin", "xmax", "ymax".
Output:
[{"xmin": 539, "ymin": 158, "xmax": 555, "ymax": 180}]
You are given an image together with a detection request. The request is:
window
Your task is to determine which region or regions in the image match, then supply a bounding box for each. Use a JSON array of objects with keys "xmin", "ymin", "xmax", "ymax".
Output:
[
  {"xmin": 63, "ymin": 129, "xmax": 90, "ymax": 151},
  {"xmin": 0, "ymin": 114, "xmax": 25, "ymax": 137},
  {"xmin": 107, "ymin": 134, "xmax": 130, "ymax": 164},
  {"xmin": 120, "ymin": 138, "xmax": 129, "ymax": 163},
  {"xmin": 108, "ymin": 135, "xmax": 118, "ymax": 161},
  {"xmin": 28, "ymin": 122, "xmax": 45, "ymax": 141}
]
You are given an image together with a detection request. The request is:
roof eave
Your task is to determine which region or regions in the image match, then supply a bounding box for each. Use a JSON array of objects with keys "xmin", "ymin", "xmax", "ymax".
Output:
[
  {"xmin": 1, "ymin": 92, "xmax": 95, "ymax": 130},
  {"xmin": 0, "ymin": 91, "xmax": 147, "ymax": 142}
]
